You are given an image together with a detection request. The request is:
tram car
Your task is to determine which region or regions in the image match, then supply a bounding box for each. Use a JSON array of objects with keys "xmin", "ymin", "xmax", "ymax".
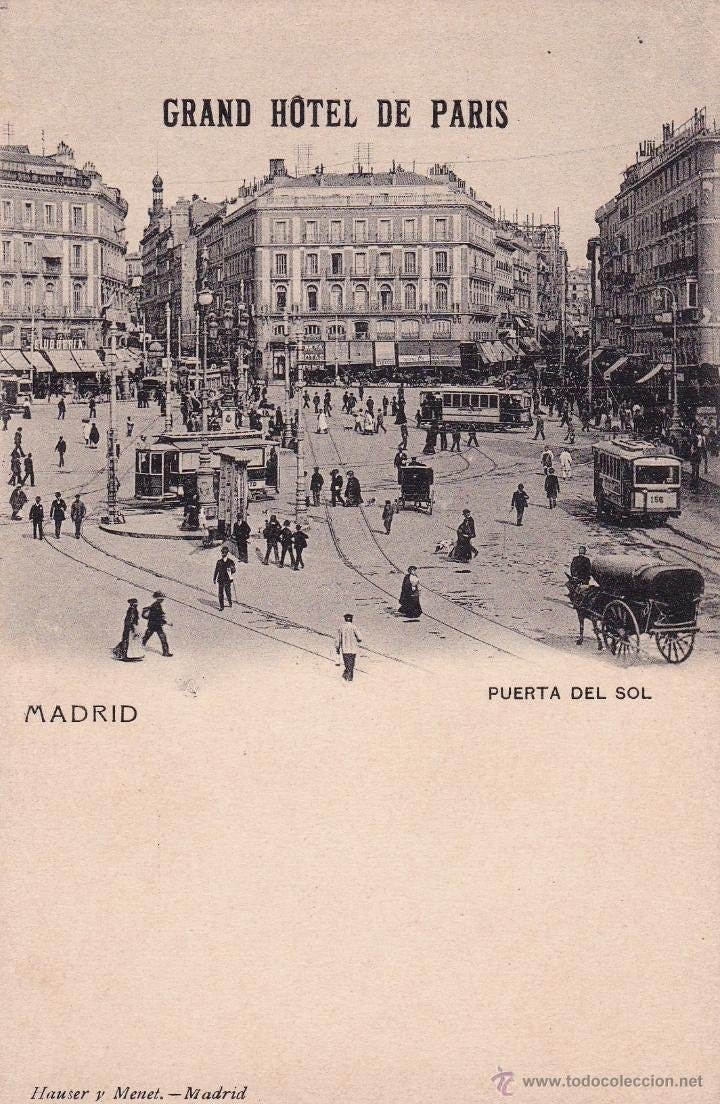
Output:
[
  {"xmin": 593, "ymin": 439, "xmax": 681, "ymax": 524},
  {"xmin": 568, "ymin": 554, "xmax": 703, "ymax": 663},
  {"xmin": 397, "ymin": 461, "xmax": 434, "ymax": 514},
  {"xmin": 419, "ymin": 386, "xmax": 532, "ymax": 431}
]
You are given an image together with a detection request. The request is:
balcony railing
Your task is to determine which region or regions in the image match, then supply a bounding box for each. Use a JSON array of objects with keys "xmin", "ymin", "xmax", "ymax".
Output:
[{"xmin": 431, "ymin": 265, "xmax": 452, "ymax": 276}]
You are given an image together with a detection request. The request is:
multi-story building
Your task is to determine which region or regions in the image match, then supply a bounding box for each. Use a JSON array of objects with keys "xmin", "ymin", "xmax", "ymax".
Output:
[
  {"xmin": 125, "ymin": 250, "xmax": 142, "ymax": 329},
  {"xmin": 138, "ymin": 172, "xmax": 220, "ymax": 359},
  {"xmin": 566, "ymin": 265, "xmax": 590, "ymax": 336},
  {"xmin": 593, "ymin": 108, "xmax": 720, "ymax": 397},
  {"xmin": 222, "ymin": 159, "xmax": 499, "ymax": 377},
  {"xmin": 0, "ymin": 140, "xmax": 128, "ymax": 351}
]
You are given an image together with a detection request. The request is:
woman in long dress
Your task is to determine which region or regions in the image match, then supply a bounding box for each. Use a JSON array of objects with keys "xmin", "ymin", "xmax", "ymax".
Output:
[
  {"xmin": 317, "ymin": 410, "xmax": 328, "ymax": 434},
  {"xmin": 399, "ymin": 566, "xmax": 422, "ymax": 619},
  {"xmin": 113, "ymin": 599, "xmax": 144, "ymax": 661}
]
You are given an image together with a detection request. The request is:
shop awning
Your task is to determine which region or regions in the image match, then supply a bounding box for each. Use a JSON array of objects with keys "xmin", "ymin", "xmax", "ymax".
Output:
[
  {"xmin": 397, "ymin": 340, "xmax": 430, "ymax": 366},
  {"xmin": 0, "ymin": 350, "xmax": 31, "ymax": 372},
  {"xmin": 72, "ymin": 350, "xmax": 104, "ymax": 372},
  {"xmin": 603, "ymin": 355, "xmax": 629, "ymax": 380},
  {"xmin": 430, "ymin": 341, "xmax": 461, "ymax": 367},
  {"xmin": 635, "ymin": 364, "xmax": 664, "ymax": 384},
  {"xmin": 43, "ymin": 349, "xmax": 85, "ymax": 374},
  {"xmin": 478, "ymin": 342, "xmax": 496, "ymax": 364},
  {"xmin": 579, "ymin": 347, "xmax": 604, "ymax": 367},
  {"xmin": 42, "ymin": 240, "xmax": 64, "ymax": 259},
  {"xmin": 374, "ymin": 340, "xmax": 396, "ymax": 368},
  {"xmin": 513, "ymin": 316, "xmax": 528, "ymax": 331},
  {"xmin": 24, "ymin": 349, "xmax": 53, "ymax": 371}
]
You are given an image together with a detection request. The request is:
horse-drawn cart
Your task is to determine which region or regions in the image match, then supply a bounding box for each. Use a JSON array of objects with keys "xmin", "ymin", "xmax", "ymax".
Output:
[
  {"xmin": 397, "ymin": 462, "xmax": 434, "ymax": 515},
  {"xmin": 568, "ymin": 554, "xmax": 704, "ymax": 663}
]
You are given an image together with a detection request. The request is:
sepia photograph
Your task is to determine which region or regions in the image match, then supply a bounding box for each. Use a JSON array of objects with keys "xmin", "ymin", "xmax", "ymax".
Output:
[{"xmin": 1, "ymin": 1, "xmax": 718, "ymax": 1101}]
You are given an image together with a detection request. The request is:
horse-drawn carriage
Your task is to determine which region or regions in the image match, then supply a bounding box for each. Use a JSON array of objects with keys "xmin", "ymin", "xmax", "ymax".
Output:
[
  {"xmin": 568, "ymin": 554, "xmax": 703, "ymax": 663},
  {"xmin": 396, "ymin": 462, "xmax": 434, "ymax": 515}
]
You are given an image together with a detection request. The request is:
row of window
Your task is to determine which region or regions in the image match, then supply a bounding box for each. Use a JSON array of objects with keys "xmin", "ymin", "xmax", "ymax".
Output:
[
  {"xmin": 0, "ymin": 198, "xmax": 87, "ymax": 230},
  {"xmin": 0, "ymin": 239, "xmax": 86, "ymax": 268},
  {"xmin": 1, "ymin": 278, "xmax": 86, "ymax": 310},
  {"xmin": 271, "ymin": 249, "xmax": 453, "ymax": 277},
  {"xmin": 270, "ymin": 215, "xmax": 453, "ymax": 244},
  {"xmin": 270, "ymin": 319, "xmax": 453, "ymax": 340},
  {"xmin": 272, "ymin": 282, "xmax": 454, "ymax": 313}
]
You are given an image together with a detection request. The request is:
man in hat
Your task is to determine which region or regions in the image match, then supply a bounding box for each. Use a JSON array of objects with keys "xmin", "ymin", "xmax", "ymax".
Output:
[
  {"xmin": 49, "ymin": 491, "xmax": 67, "ymax": 538},
  {"xmin": 29, "ymin": 495, "xmax": 44, "ymax": 539},
  {"xmin": 344, "ymin": 470, "xmax": 362, "ymax": 507},
  {"xmin": 213, "ymin": 545, "xmax": 236, "ymax": 610},
  {"xmin": 232, "ymin": 515, "xmax": 251, "ymax": 563},
  {"xmin": 70, "ymin": 493, "xmax": 86, "ymax": 538},
  {"xmin": 510, "ymin": 482, "xmax": 529, "ymax": 526},
  {"xmin": 336, "ymin": 613, "xmax": 362, "ymax": 682},
  {"xmin": 141, "ymin": 592, "xmax": 173, "ymax": 656},
  {"xmin": 310, "ymin": 466, "xmax": 324, "ymax": 507},
  {"xmin": 55, "ymin": 435, "xmax": 67, "ymax": 468},
  {"xmin": 262, "ymin": 514, "xmax": 281, "ymax": 564},
  {"xmin": 279, "ymin": 520, "xmax": 296, "ymax": 568},
  {"xmin": 293, "ymin": 524, "xmax": 308, "ymax": 569},
  {"xmin": 330, "ymin": 469, "xmax": 344, "ymax": 507}
]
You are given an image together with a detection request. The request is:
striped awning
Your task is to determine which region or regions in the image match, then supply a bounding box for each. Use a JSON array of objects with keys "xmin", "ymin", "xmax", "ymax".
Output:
[
  {"xmin": 72, "ymin": 350, "xmax": 104, "ymax": 372},
  {"xmin": 0, "ymin": 350, "xmax": 31, "ymax": 372},
  {"xmin": 603, "ymin": 355, "xmax": 629, "ymax": 380},
  {"xmin": 635, "ymin": 364, "xmax": 664, "ymax": 384},
  {"xmin": 43, "ymin": 349, "xmax": 85, "ymax": 374}
]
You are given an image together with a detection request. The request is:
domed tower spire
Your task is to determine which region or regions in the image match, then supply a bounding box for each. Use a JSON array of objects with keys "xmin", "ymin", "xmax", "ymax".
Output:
[{"xmin": 152, "ymin": 171, "xmax": 163, "ymax": 216}]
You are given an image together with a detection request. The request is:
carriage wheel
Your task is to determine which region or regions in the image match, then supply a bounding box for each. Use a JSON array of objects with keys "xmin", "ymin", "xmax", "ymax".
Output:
[
  {"xmin": 655, "ymin": 631, "xmax": 695, "ymax": 664},
  {"xmin": 601, "ymin": 600, "xmax": 640, "ymax": 661}
]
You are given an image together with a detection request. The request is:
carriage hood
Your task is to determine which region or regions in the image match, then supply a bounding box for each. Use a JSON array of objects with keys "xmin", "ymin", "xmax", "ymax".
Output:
[{"xmin": 590, "ymin": 555, "xmax": 704, "ymax": 602}]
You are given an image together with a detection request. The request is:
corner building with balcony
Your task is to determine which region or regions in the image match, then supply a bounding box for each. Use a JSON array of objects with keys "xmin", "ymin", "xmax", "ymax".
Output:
[
  {"xmin": 0, "ymin": 141, "xmax": 128, "ymax": 353},
  {"xmin": 223, "ymin": 159, "xmax": 499, "ymax": 377},
  {"xmin": 594, "ymin": 109, "xmax": 720, "ymax": 405}
]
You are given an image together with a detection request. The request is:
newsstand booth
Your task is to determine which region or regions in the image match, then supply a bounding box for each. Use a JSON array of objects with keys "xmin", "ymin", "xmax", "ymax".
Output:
[
  {"xmin": 134, "ymin": 430, "xmax": 269, "ymax": 503},
  {"xmin": 216, "ymin": 446, "xmax": 270, "ymax": 537}
]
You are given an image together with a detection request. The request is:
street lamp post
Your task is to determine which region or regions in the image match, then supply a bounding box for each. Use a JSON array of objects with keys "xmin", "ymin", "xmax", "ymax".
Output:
[
  {"xmin": 294, "ymin": 326, "xmax": 307, "ymax": 529},
  {"xmin": 196, "ymin": 285, "xmax": 216, "ymax": 517},
  {"xmin": 656, "ymin": 285, "xmax": 680, "ymax": 437},
  {"xmin": 106, "ymin": 321, "xmax": 120, "ymax": 524}
]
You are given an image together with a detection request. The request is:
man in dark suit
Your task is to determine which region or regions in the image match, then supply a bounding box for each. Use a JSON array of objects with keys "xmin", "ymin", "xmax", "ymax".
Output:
[
  {"xmin": 141, "ymin": 592, "xmax": 172, "ymax": 656},
  {"xmin": 232, "ymin": 516, "xmax": 251, "ymax": 563},
  {"xmin": 70, "ymin": 494, "xmax": 86, "ymax": 538},
  {"xmin": 213, "ymin": 546, "xmax": 236, "ymax": 610},
  {"xmin": 55, "ymin": 435, "xmax": 67, "ymax": 467},
  {"xmin": 29, "ymin": 496, "xmax": 44, "ymax": 539},
  {"xmin": 49, "ymin": 491, "xmax": 67, "ymax": 538},
  {"xmin": 263, "ymin": 515, "xmax": 281, "ymax": 564},
  {"xmin": 279, "ymin": 520, "xmax": 296, "ymax": 568}
]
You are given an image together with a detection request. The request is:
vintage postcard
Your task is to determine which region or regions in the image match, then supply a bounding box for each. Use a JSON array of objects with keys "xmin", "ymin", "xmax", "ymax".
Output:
[{"xmin": 1, "ymin": 1, "xmax": 717, "ymax": 1101}]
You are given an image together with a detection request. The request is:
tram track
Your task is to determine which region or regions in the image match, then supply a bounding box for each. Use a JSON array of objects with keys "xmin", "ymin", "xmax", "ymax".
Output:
[
  {"xmin": 303, "ymin": 417, "xmax": 539, "ymax": 661},
  {"xmin": 38, "ymin": 524, "xmax": 426, "ymax": 675}
]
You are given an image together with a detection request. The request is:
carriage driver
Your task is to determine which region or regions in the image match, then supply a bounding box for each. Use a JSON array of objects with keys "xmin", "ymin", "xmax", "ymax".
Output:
[{"xmin": 568, "ymin": 545, "xmax": 602, "ymax": 650}]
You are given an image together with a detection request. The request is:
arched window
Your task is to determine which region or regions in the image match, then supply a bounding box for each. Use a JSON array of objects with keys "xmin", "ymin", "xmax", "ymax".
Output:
[
  {"xmin": 2, "ymin": 280, "xmax": 11, "ymax": 309},
  {"xmin": 353, "ymin": 283, "xmax": 368, "ymax": 310},
  {"xmin": 307, "ymin": 284, "xmax": 318, "ymax": 311},
  {"xmin": 400, "ymin": 318, "xmax": 420, "ymax": 339},
  {"xmin": 435, "ymin": 282, "xmax": 448, "ymax": 310},
  {"xmin": 45, "ymin": 281, "xmax": 55, "ymax": 309},
  {"xmin": 72, "ymin": 282, "xmax": 84, "ymax": 312},
  {"xmin": 305, "ymin": 324, "xmax": 321, "ymax": 337},
  {"xmin": 328, "ymin": 324, "xmax": 346, "ymax": 338},
  {"xmin": 275, "ymin": 285, "xmax": 287, "ymax": 312},
  {"xmin": 330, "ymin": 283, "xmax": 343, "ymax": 310},
  {"xmin": 23, "ymin": 281, "xmax": 33, "ymax": 308},
  {"xmin": 404, "ymin": 283, "xmax": 417, "ymax": 310},
  {"xmin": 379, "ymin": 284, "xmax": 393, "ymax": 311}
]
